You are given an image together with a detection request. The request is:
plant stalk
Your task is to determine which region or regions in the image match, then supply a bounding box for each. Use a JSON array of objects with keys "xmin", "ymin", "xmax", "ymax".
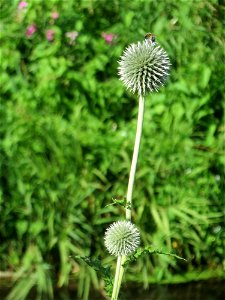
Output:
[
  {"xmin": 126, "ymin": 95, "xmax": 145, "ymax": 221},
  {"xmin": 111, "ymin": 255, "xmax": 124, "ymax": 300},
  {"xmin": 111, "ymin": 95, "xmax": 145, "ymax": 300}
]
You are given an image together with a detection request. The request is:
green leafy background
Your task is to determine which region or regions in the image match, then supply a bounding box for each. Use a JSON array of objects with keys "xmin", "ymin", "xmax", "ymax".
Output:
[{"xmin": 0, "ymin": 0, "xmax": 224, "ymax": 299}]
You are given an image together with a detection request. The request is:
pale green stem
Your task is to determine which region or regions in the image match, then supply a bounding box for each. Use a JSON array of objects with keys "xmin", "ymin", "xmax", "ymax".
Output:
[
  {"xmin": 126, "ymin": 94, "xmax": 145, "ymax": 221},
  {"xmin": 111, "ymin": 95, "xmax": 145, "ymax": 300},
  {"xmin": 111, "ymin": 255, "xmax": 123, "ymax": 300}
]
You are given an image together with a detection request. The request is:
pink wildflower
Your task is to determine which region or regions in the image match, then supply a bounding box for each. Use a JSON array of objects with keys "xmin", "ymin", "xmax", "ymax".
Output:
[
  {"xmin": 65, "ymin": 31, "xmax": 79, "ymax": 44},
  {"xmin": 18, "ymin": 1, "xmax": 28, "ymax": 9},
  {"xmin": 26, "ymin": 24, "xmax": 36, "ymax": 37},
  {"xmin": 51, "ymin": 12, "xmax": 59, "ymax": 20},
  {"xmin": 101, "ymin": 32, "xmax": 117, "ymax": 44},
  {"xmin": 46, "ymin": 29, "xmax": 55, "ymax": 41}
]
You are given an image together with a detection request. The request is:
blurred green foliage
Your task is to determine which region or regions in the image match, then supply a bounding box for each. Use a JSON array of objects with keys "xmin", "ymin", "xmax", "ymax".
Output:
[{"xmin": 0, "ymin": 0, "xmax": 224, "ymax": 299}]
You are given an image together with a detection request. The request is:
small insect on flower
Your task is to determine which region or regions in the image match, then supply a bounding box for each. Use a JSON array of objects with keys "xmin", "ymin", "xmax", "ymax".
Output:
[{"xmin": 144, "ymin": 32, "xmax": 156, "ymax": 44}]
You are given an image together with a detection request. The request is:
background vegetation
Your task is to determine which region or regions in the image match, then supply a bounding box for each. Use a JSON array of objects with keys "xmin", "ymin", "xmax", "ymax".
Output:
[{"xmin": 0, "ymin": 0, "xmax": 224, "ymax": 299}]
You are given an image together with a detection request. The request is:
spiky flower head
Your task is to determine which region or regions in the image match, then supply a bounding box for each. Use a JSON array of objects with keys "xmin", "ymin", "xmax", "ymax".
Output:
[
  {"xmin": 118, "ymin": 39, "xmax": 171, "ymax": 95},
  {"xmin": 104, "ymin": 221, "xmax": 140, "ymax": 256}
]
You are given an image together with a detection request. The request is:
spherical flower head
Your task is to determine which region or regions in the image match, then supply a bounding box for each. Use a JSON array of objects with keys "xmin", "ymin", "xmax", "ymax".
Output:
[
  {"xmin": 118, "ymin": 40, "xmax": 171, "ymax": 95},
  {"xmin": 26, "ymin": 24, "xmax": 36, "ymax": 37},
  {"xmin": 18, "ymin": 1, "xmax": 28, "ymax": 9},
  {"xmin": 46, "ymin": 29, "xmax": 55, "ymax": 41},
  {"xmin": 101, "ymin": 32, "xmax": 117, "ymax": 44},
  {"xmin": 65, "ymin": 31, "xmax": 79, "ymax": 44},
  {"xmin": 104, "ymin": 221, "xmax": 140, "ymax": 256},
  {"xmin": 51, "ymin": 11, "xmax": 59, "ymax": 20}
]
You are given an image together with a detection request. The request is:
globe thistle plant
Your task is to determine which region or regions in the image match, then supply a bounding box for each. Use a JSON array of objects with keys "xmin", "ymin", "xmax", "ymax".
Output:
[
  {"xmin": 118, "ymin": 39, "xmax": 170, "ymax": 95},
  {"xmin": 108, "ymin": 34, "xmax": 170, "ymax": 300},
  {"xmin": 104, "ymin": 221, "xmax": 140, "ymax": 256}
]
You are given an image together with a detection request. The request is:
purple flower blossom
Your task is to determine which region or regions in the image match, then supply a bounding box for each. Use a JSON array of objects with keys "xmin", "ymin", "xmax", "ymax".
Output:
[
  {"xmin": 51, "ymin": 12, "xmax": 59, "ymax": 20},
  {"xmin": 46, "ymin": 29, "xmax": 55, "ymax": 41},
  {"xmin": 26, "ymin": 24, "xmax": 36, "ymax": 37},
  {"xmin": 101, "ymin": 32, "xmax": 117, "ymax": 44},
  {"xmin": 18, "ymin": 1, "xmax": 28, "ymax": 9},
  {"xmin": 65, "ymin": 31, "xmax": 79, "ymax": 44}
]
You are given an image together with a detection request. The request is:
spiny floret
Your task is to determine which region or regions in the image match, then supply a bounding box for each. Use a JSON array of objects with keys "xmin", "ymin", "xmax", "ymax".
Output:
[
  {"xmin": 118, "ymin": 40, "xmax": 171, "ymax": 95},
  {"xmin": 104, "ymin": 221, "xmax": 140, "ymax": 256}
]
